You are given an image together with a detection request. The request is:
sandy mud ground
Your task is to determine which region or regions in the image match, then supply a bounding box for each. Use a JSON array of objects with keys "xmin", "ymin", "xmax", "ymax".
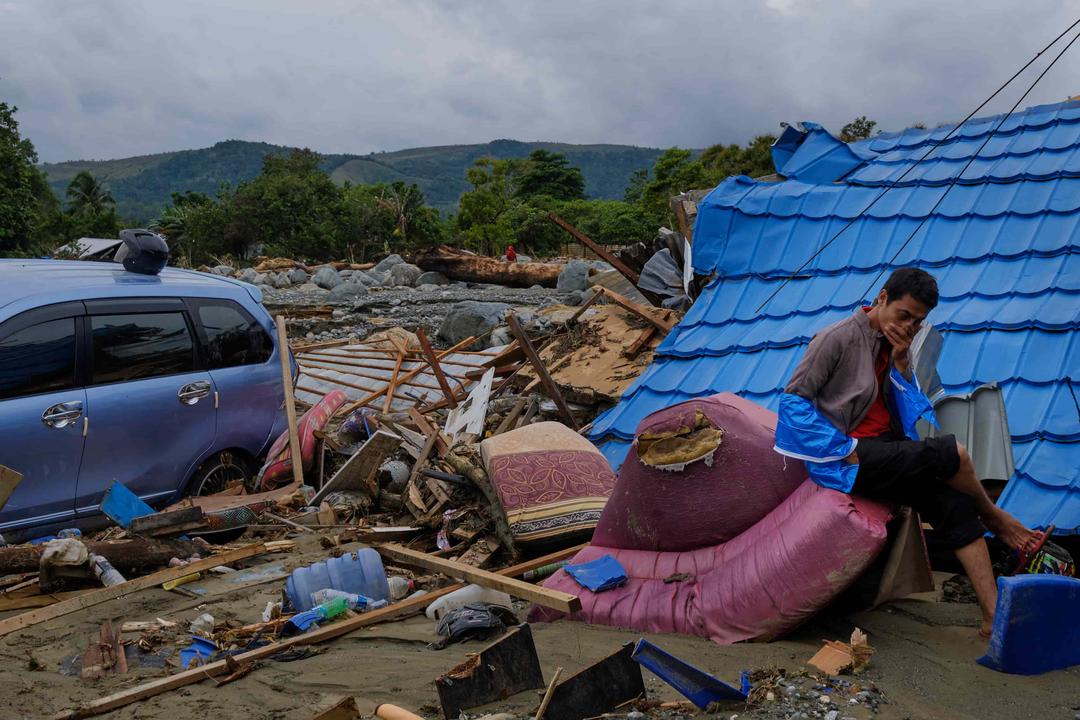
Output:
[{"xmin": 1, "ymin": 536, "xmax": 1076, "ymax": 720}]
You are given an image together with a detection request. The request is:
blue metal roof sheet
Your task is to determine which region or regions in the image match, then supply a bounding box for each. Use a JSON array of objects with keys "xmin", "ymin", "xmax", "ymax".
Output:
[{"xmin": 591, "ymin": 100, "xmax": 1080, "ymax": 534}]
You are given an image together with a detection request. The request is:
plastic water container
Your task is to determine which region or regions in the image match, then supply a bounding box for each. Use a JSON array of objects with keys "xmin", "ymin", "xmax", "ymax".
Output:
[
  {"xmin": 424, "ymin": 584, "xmax": 513, "ymax": 620},
  {"xmin": 285, "ymin": 548, "xmax": 390, "ymax": 612}
]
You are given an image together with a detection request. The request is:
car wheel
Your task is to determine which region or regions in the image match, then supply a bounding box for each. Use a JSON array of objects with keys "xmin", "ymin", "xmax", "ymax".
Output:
[{"xmin": 188, "ymin": 451, "xmax": 252, "ymax": 497}]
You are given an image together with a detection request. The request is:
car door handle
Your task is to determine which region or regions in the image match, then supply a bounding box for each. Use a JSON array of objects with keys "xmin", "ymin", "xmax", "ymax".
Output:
[
  {"xmin": 42, "ymin": 401, "xmax": 83, "ymax": 429},
  {"xmin": 178, "ymin": 381, "xmax": 212, "ymax": 405}
]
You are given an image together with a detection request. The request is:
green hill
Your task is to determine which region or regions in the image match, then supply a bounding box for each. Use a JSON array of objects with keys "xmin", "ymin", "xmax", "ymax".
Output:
[{"xmin": 40, "ymin": 139, "xmax": 666, "ymax": 222}]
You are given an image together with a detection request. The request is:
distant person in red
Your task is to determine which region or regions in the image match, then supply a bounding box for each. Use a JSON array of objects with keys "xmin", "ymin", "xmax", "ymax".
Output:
[{"xmin": 505, "ymin": 245, "xmax": 517, "ymax": 262}]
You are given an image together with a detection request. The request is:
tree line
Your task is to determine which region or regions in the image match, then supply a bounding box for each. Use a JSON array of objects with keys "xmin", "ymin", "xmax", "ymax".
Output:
[{"xmin": 0, "ymin": 96, "xmax": 883, "ymax": 265}]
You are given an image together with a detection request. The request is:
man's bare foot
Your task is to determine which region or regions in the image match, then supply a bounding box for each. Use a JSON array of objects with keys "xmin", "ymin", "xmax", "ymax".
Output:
[{"xmin": 983, "ymin": 509, "xmax": 1034, "ymax": 551}]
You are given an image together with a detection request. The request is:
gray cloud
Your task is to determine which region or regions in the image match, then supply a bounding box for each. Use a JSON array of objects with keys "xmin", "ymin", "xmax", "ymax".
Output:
[{"xmin": 2, "ymin": 0, "xmax": 1079, "ymax": 162}]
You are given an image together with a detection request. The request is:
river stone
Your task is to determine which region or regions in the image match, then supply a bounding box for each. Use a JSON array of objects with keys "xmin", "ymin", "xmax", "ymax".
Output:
[
  {"xmin": 272, "ymin": 272, "xmax": 292, "ymax": 289},
  {"xmin": 438, "ymin": 301, "xmax": 511, "ymax": 348},
  {"xmin": 288, "ymin": 268, "xmax": 309, "ymax": 284},
  {"xmin": 373, "ymin": 253, "xmax": 405, "ymax": 273},
  {"xmin": 238, "ymin": 268, "xmax": 258, "ymax": 283},
  {"xmin": 212, "ymin": 264, "xmax": 234, "ymax": 276},
  {"xmin": 416, "ymin": 271, "xmax": 449, "ymax": 286},
  {"xmin": 389, "ymin": 263, "xmax": 423, "ymax": 287},
  {"xmin": 312, "ymin": 266, "xmax": 342, "ymax": 290},
  {"xmin": 556, "ymin": 259, "xmax": 590, "ymax": 292},
  {"xmin": 327, "ymin": 282, "xmax": 368, "ymax": 301}
]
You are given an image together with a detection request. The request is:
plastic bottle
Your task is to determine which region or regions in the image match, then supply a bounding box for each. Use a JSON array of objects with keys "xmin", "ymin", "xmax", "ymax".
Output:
[
  {"xmin": 310, "ymin": 588, "xmax": 388, "ymax": 612},
  {"xmin": 89, "ymin": 554, "xmax": 125, "ymax": 587},
  {"xmin": 387, "ymin": 576, "xmax": 414, "ymax": 601},
  {"xmin": 424, "ymin": 584, "xmax": 513, "ymax": 620},
  {"xmin": 314, "ymin": 596, "xmax": 350, "ymax": 620}
]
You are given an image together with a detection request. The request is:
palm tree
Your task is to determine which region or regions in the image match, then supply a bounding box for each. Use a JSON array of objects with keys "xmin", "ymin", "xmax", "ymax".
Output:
[{"xmin": 65, "ymin": 171, "xmax": 115, "ymax": 217}]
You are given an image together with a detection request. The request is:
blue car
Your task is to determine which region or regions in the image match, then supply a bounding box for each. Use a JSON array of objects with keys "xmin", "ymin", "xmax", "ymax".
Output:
[{"xmin": 0, "ymin": 258, "xmax": 289, "ymax": 540}]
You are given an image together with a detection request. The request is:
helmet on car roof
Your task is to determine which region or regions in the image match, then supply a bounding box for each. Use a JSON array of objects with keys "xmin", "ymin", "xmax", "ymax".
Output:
[{"xmin": 114, "ymin": 229, "xmax": 170, "ymax": 276}]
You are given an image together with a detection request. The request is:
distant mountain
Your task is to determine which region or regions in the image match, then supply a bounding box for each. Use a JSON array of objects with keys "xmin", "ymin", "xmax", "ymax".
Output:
[{"xmin": 39, "ymin": 139, "xmax": 666, "ymax": 222}]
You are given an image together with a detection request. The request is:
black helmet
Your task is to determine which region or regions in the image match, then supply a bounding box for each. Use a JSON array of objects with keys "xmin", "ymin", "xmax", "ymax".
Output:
[{"xmin": 115, "ymin": 229, "xmax": 170, "ymax": 275}]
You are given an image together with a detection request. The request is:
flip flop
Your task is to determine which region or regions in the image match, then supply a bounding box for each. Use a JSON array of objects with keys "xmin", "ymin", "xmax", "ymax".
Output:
[{"xmin": 1013, "ymin": 524, "xmax": 1055, "ymax": 575}]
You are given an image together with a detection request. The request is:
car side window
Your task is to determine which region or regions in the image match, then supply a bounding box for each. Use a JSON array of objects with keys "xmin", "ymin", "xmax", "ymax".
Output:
[
  {"xmin": 90, "ymin": 313, "xmax": 195, "ymax": 384},
  {"xmin": 0, "ymin": 318, "xmax": 77, "ymax": 400},
  {"xmin": 196, "ymin": 302, "xmax": 272, "ymax": 369}
]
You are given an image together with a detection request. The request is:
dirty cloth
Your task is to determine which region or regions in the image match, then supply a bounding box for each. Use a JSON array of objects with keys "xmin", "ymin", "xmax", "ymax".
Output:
[
  {"xmin": 593, "ymin": 394, "xmax": 805, "ymax": 551},
  {"xmin": 480, "ymin": 421, "xmax": 616, "ymax": 546}
]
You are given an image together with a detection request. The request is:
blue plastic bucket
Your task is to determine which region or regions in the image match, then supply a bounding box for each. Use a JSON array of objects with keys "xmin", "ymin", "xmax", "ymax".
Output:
[{"xmin": 285, "ymin": 548, "xmax": 390, "ymax": 612}]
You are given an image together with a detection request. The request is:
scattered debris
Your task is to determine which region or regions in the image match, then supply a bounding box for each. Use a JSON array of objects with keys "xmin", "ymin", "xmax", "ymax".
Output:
[
  {"xmin": 807, "ymin": 628, "xmax": 874, "ymax": 676},
  {"xmin": 435, "ymin": 624, "xmax": 545, "ymax": 718}
]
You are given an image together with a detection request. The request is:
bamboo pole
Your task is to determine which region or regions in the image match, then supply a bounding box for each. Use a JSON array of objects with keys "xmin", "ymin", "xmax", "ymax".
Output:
[{"xmin": 276, "ymin": 316, "xmax": 304, "ymax": 487}]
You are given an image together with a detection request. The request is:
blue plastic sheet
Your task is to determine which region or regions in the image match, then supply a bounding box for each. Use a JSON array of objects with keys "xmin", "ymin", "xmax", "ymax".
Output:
[
  {"xmin": 978, "ymin": 575, "xmax": 1080, "ymax": 674},
  {"xmin": 564, "ymin": 554, "xmax": 628, "ymax": 592}
]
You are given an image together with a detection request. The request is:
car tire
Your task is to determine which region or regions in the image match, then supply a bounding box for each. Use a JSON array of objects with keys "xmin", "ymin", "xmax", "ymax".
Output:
[{"xmin": 187, "ymin": 450, "xmax": 253, "ymax": 497}]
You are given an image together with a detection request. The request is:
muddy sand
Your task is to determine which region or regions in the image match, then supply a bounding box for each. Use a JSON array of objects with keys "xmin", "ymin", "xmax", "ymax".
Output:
[{"xmin": 1, "ymin": 536, "xmax": 1076, "ymax": 720}]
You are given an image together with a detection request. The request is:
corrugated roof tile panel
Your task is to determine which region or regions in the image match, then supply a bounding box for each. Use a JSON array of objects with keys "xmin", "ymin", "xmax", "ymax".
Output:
[{"xmin": 591, "ymin": 100, "xmax": 1080, "ymax": 534}]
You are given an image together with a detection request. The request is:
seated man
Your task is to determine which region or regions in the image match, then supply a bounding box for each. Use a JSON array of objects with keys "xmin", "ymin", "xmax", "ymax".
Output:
[{"xmin": 774, "ymin": 267, "xmax": 1036, "ymax": 638}]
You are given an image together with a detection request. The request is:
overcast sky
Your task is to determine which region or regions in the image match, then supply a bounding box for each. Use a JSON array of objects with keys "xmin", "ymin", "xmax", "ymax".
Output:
[{"xmin": 3, "ymin": 0, "xmax": 1080, "ymax": 163}]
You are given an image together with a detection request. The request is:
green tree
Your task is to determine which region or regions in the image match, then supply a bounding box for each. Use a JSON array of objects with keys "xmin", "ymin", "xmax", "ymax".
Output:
[
  {"xmin": 65, "ymin": 171, "xmax": 116, "ymax": 217},
  {"xmin": 0, "ymin": 101, "xmax": 47, "ymax": 254},
  {"xmin": 840, "ymin": 116, "xmax": 877, "ymax": 142},
  {"xmin": 457, "ymin": 157, "xmax": 527, "ymax": 254},
  {"xmin": 514, "ymin": 149, "xmax": 586, "ymax": 201}
]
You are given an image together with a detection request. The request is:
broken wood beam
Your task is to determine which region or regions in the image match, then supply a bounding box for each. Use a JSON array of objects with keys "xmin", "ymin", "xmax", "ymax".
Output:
[
  {"xmin": 623, "ymin": 326, "xmax": 657, "ymax": 359},
  {"xmin": 0, "ymin": 544, "xmax": 271, "ymax": 639},
  {"xmin": 567, "ymin": 288, "xmax": 602, "ymax": 324},
  {"xmin": 506, "ymin": 314, "xmax": 578, "ymax": 430},
  {"xmin": 376, "ymin": 544, "xmax": 581, "ymax": 614},
  {"xmin": 128, "ymin": 507, "xmax": 208, "ymax": 538},
  {"xmin": 50, "ymin": 544, "xmax": 586, "ymax": 720},
  {"xmin": 494, "ymin": 397, "xmax": 528, "ymax": 436},
  {"xmin": 416, "ymin": 327, "xmax": 459, "ymax": 408},
  {"xmin": 436, "ymin": 624, "xmax": 545, "ymax": 719},
  {"xmin": 541, "ymin": 643, "xmax": 646, "ymax": 720},
  {"xmin": 0, "ymin": 538, "xmax": 201, "ymax": 575},
  {"xmin": 383, "ymin": 350, "xmax": 405, "ymax": 414},
  {"xmin": 276, "ymin": 315, "xmax": 305, "ymax": 487},
  {"xmin": 413, "ymin": 245, "xmax": 561, "ymax": 288},
  {"xmin": 548, "ymin": 212, "xmax": 640, "ymax": 285},
  {"xmin": 591, "ymin": 286, "xmax": 677, "ymax": 332}
]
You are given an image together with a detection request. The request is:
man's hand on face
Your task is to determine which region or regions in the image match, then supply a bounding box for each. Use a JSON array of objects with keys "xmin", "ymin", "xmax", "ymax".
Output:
[{"xmin": 882, "ymin": 321, "xmax": 916, "ymax": 373}]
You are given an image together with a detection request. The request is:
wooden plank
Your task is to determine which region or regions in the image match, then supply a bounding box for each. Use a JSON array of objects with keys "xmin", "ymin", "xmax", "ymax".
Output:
[
  {"xmin": 383, "ymin": 351, "xmax": 405, "ymax": 413},
  {"xmin": 436, "ymin": 624, "xmax": 545, "ymax": 719},
  {"xmin": 494, "ymin": 397, "xmax": 528, "ymax": 436},
  {"xmin": 276, "ymin": 315, "xmax": 305, "ymax": 487},
  {"xmin": 567, "ymin": 289, "xmax": 601, "ymax": 324},
  {"xmin": 0, "ymin": 544, "xmax": 269, "ymax": 638},
  {"xmin": 50, "ymin": 545, "xmax": 586, "ymax": 720},
  {"xmin": 542, "ymin": 644, "xmax": 645, "ymax": 720},
  {"xmin": 312, "ymin": 430, "xmax": 401, "ymax": 505},
  {"xmin": 416, "ymin": 327, "xmax": 458, "ymax": 408},
  {"xmin": 407, "ymin": 407, "xmax": 450, "ymax": 457},
  {"xmin": 376, "ymin": 544, "xmax": 580, "ymax": 614},
  {"xmin": 591, "ymin": 286, "xmax": 676, "ymax": 332},
  {"xmin": 623, "ymin": 326, "xmax": 657, "ymax": 359},
  {"xmin": 0, "ymin": 464, "xmax": 23, "ymax": 512},
  {"xmin": 549, "ymin": 212, "xmax": 640, "ymax": 285},
  {"xmin": 506, "ymin": 314, "xmax": 578, "ymax": 430},
  {"xmin": 128, "ymin": 507, "xmax": 208, "ymax": 538}
]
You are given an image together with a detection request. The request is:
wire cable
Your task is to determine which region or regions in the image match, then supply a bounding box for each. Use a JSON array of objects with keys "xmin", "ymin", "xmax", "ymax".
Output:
[
  {"xmin": 859, "ymin": 22, "xmax": 1080, "ymax": 301},
  {"xmin": 753, "ymin": 15, "xmax": 1080, "ymax": 313}
]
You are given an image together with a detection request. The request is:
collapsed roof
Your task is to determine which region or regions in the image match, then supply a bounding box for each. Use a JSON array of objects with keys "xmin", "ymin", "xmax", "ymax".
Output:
[{"xmin": 589, "ymin": 100, "xmax": 1080, "ymax": 534}]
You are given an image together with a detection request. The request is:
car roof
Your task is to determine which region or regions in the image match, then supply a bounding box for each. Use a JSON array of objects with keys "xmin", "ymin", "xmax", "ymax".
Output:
[{"xmin": 0, "ymin": 259, "xmax": 262, "ymax": 317}]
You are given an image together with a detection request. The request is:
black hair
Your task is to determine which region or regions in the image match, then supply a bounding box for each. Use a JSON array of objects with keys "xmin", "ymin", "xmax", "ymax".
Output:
[{"xmin": 882, "ymin": 267, "xmax": 939, "ymax": 309}]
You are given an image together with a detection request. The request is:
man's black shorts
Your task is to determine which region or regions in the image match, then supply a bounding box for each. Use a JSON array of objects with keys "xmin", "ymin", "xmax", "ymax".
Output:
[{"xmin": 852, "ymin": 432, "xmax": 985, "ymax": 549}]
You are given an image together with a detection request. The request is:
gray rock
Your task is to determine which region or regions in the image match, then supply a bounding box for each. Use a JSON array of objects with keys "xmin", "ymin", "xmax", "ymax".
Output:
[
  {"xmin": 389, "ymin": 262, "xmax": 423, "ymax": 287},
  {"xmin": 352, "ymin": 271, "xmax": 378, "ymax": 287},
  {"xmin": 589, "ymin": 260, "xmax": 614, "ymax": 274},
  {"xmin": 488, "ymin": 326, "xmax": 513, "ymax": 348},
  {"xmin": 288, "ymin": 268, "xmax": 309, "ymax": 284},
  {"xmin": 565, "ymin": 290, "xmax": 586, "ymax": 306},
  {"xmin": 366, "ymin": 270, "xmax": 389, "ymax": 286},
  {"xmin": 824, "ymin": 712, "xmax": 838, "ymax": 720},
  {"xmin": 238, "ymin": 268, "xmax": 258, "ymax": 284},
  {"xmin": 312, "ymin": 266, "xmax": 342, "ymax": 290},
  {"xmin": 416, "ymin": 283, "xmax": 441, "ymax": 292},
  {"xmin": 339, "ymin": 269, "xmax": 354, "ymax": 278},
  {"xmin": 296, "ymin": 282, "xmax": 321, "ymax": 293},
  {"xmin": 529, "ymin": 284, "xmax": 544, "ymax": 291},
  {"xmin": 416, "ymin": 271, "xmax": 450, "ymax": 286},
  {"xmin": 253, "ymin": 272, "xmax": 269, "ymax": 286},
  {"xmin": 327, "ymin": 282, "xmax": 368, "ymax": 302},
  {"xmin": 556, "ymin": 259, "xmax": 590, "ymax": 292},
  {"xmin": 373, "ymin": 253, "xmax": 405, "ymax": 273},
  {"xmin": 517, "ymin": 254, "xmax": 533, "ymax": 263},
  {"xmin": 438, "ymin": 301, "xmax": 511, "ymax": 348},
  {"xmin": 212, "ymin": 264, "xmax": 234, "ymax": 276},
  {"xmin": 272, "ymin": 272, "xmax": 292, "ymax": 289}
]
